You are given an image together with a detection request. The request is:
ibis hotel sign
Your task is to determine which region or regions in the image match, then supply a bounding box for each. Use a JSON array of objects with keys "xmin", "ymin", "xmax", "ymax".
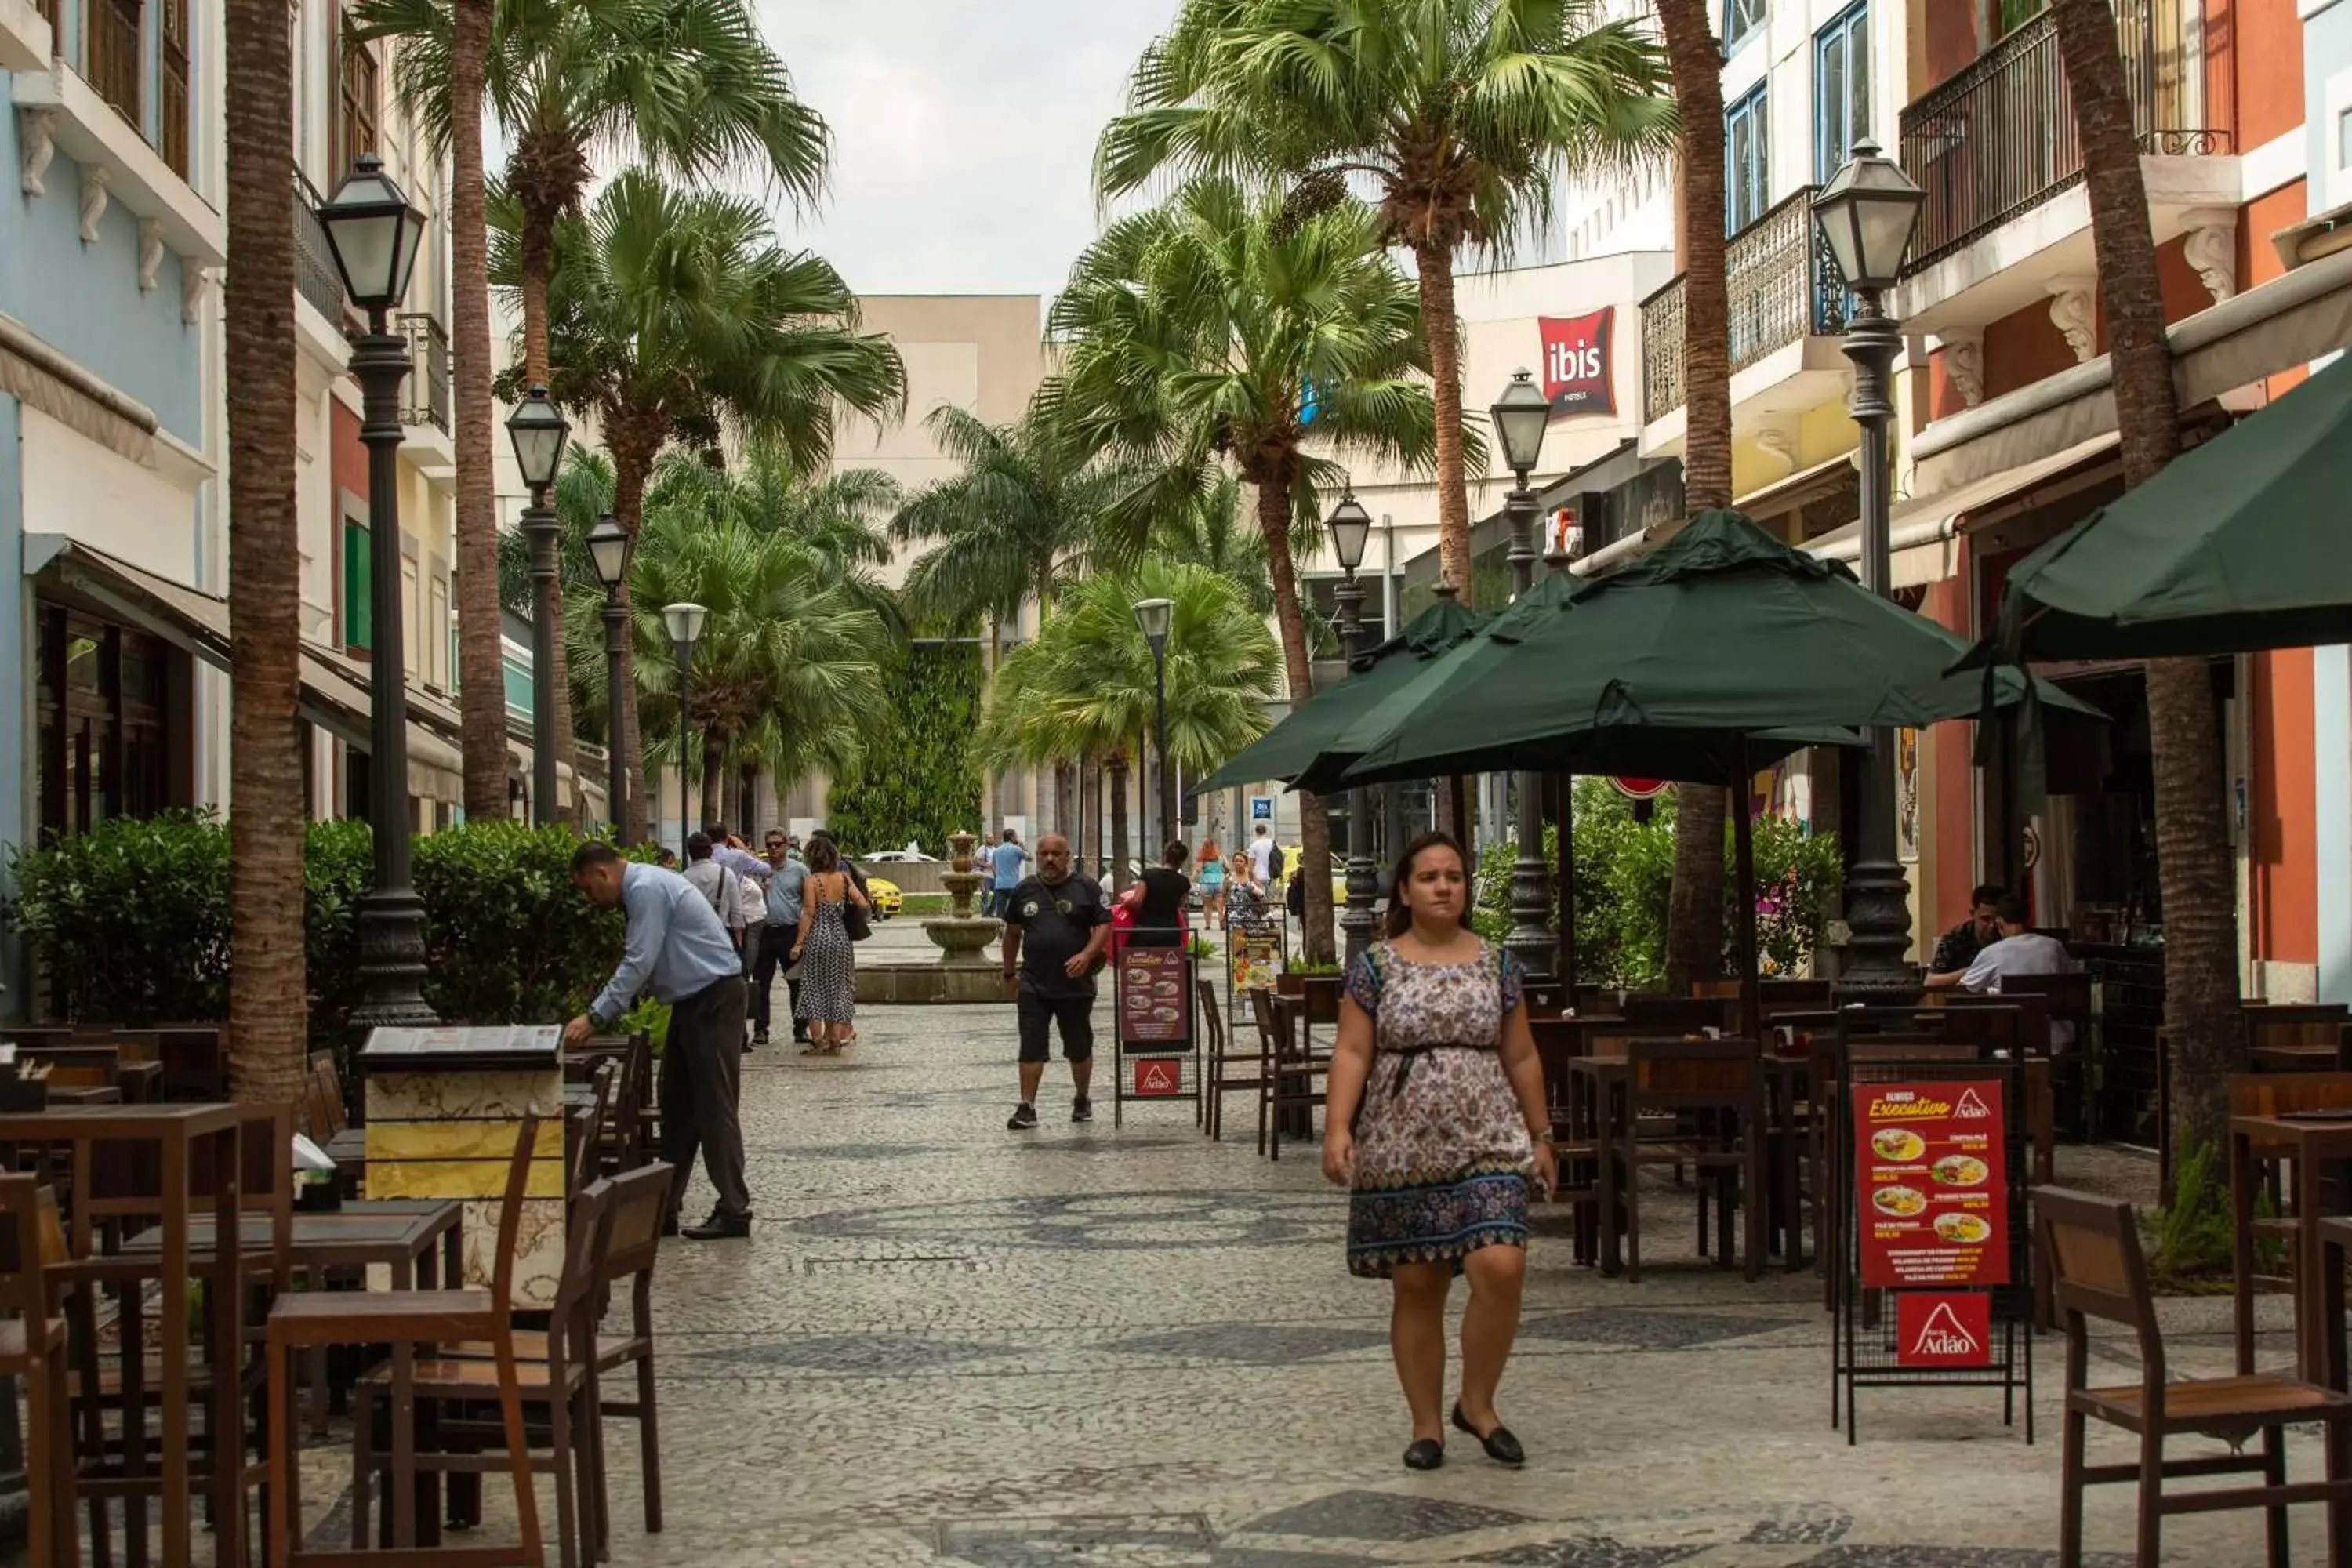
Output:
[{"xmin": 1538, "ymin": 307, "xmax": 1617, "ymax": 418}]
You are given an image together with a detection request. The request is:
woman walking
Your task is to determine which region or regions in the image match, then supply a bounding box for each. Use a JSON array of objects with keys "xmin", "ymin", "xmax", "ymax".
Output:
[
  {"xmin": 1196, "ymin": 837, "xmax": 1225, "ymax": 928},
  {"xmin": 1120, "ymin": 841, "xmax": 1192, "ymax": 948},
  {"xmin": 1322, "ymin": 832, "xmax": 1555, "ymax": 1472},
  {"xmin": 790, "ymin": 836, "xmax": 870, "ymax": 1054}
]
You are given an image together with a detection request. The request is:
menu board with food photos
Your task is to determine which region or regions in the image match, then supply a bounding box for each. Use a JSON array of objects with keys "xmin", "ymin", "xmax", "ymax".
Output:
[
  {"xmin": 1118, "ymin": 948, "xmax": 1191, "ymax": 1048},
  {"xmin": 1853, "ymin": 1080, "xmax": 2009, "ymax": 1289}
]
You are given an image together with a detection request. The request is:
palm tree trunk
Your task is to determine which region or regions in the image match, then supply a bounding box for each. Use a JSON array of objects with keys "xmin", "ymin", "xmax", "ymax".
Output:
[
  {"xmin": 700, "ymin": 739, "xmax": 724, "ymax": 826},
  {"xmin": 223, "ymin": 0, "xmax": 307, "ymax": 1105},
  {"xmin": 1656, "ymin": 0, "xmax": 1733, "ymax": 992},
  {"xmin": 1414, "ymin": 241, "xmax": 1474, "ymax": 604},
  {"xmin": 2050, "ymin": 0, "xmax": 2238, "ymax": 1165},
  {"xmin": 1109, "ymin": 753, "xmax": 1132, "ymax": 895},
  {"xmin": 518, "ymin": 205, "xmax": 583, "ymax": 826},
  {"xmin": 1255, "ymin": 474, "xmax": 1337, "ymax": 964},
  {"xmin": 449, "ymin": 0, "xmax": 506, "ymax": 822},
  {"xmin": 610, "ymin": 445, "xmax": 655, "ymax": 844}
]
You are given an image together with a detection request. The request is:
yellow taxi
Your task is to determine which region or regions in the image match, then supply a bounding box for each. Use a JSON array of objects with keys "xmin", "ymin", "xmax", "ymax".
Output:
[{"xmin": 864, "ymin": 873, "xmax": 902, "ymax": 919}]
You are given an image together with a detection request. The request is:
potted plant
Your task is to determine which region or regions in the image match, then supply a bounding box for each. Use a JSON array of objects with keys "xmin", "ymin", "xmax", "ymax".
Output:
[{"xmin": 1287, "ymin": 957, "xmax": 1345, "ymax": 1023}]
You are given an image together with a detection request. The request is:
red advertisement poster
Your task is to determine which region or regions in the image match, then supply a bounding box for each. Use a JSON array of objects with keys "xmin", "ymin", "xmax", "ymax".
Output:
[
  {"xmin": 1131, "ymin": 1057, "xmax": 1183, "ymax": 1098},
  {"xmin": 1538, "ymin": 307, "xmax": 1617, "ymax": 417},
  {"xmin": 1896, "ymin": 1292, "xmax": 1993, "ymax": 1367},
  {"xmin": 1853, "ymin": 1080, "xmax": 2008, "ymax": 1288},
  {"xmin": 1119, "ymin": 948, "xmax": 1190, "ymax": 1047}
]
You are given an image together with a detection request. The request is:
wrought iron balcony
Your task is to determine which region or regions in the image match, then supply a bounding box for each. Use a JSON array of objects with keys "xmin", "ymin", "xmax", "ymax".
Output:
[
  {"xmin": 1897, "ymin": 1, "xmax": 2231, "ymax": 276},
  {"xmin": 1640, "ymin": 186, "xmax": 1849, "ymax": 424},
  {"xmin": 397, "ymin": 311, "xmax": 452, "ymax": 433},
  {"xmin": 292, "ymin": 168, "xmax": 347, "ymax": 323}
]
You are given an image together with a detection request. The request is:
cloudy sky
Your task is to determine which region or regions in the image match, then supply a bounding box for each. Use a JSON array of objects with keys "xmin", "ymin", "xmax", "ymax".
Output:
[{"xmin": 752, "ymin": 1, "xmax": 1169, "ymax": 296}]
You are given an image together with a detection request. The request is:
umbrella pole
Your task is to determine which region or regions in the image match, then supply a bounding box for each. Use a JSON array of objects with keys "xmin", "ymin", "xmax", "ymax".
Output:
[
  {"xmin": 1554, "ymin": 773, "xmax": 1577, "ymax": 998},
  {"xmin": 1733, "ymin": 736, "xmax": 1762, "ymax": 1043}
]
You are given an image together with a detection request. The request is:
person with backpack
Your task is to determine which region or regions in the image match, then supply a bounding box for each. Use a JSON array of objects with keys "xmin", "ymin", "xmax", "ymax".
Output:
[{"xmin": 1319, "ymin": 831, "xmax": 1556, "ymax": 1473}]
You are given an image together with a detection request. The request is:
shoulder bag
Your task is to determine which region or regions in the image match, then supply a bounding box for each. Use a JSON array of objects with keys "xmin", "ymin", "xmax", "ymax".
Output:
[{"xmin": 837, "ymin": 873, "xmax": 873, "ymax": 942}]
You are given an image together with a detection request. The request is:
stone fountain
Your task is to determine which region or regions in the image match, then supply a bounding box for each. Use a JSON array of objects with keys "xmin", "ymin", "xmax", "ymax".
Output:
[{"xmin": 854, "ymin": 829, "xmax": 1007, "ymax": 1005}]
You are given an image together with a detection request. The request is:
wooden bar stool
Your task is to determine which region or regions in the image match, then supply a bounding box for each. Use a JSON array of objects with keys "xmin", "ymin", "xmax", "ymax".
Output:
[
  {"xmin": 0, "ymin": 1174, "xmax": 76, "ymax": 1568},
  {"xmin": 267, "ymin": 1116, "xmax": 546, "ymax": 1568}
]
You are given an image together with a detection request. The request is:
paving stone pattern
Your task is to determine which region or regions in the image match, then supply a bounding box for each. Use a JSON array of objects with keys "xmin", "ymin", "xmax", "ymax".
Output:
[{"xmin": 209, "ymin": 987, "xmax": 2335, "ymax": 1566}]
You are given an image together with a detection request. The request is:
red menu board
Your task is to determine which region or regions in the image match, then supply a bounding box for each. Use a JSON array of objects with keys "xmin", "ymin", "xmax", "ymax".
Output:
[
  {"xmin": 1119, "ymin": 948, "xmax": 1190, "ymax": 1047},
  {"xmin": 1853, "ymin": 1080, "xmax": 2009, "ymax": 1289}
]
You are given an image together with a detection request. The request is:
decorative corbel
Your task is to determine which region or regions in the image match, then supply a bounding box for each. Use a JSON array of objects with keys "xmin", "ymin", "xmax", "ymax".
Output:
[
  {"xmin": 1937, "ymin": 332, "xmax": 1984, "ymax": 408},
  {"xmin": 78, "ymin": 165, "xmax": 111, "ymax": 245},
  {"xmin": 18, "ymin": 107, "xmax": 56, "ymax": 198},
  {"xmin": 2046, "ymin": 278, "xmax": 2096, "ymax": 363},
  {"xmin": 139, "ymin": 219, "xmax": 165, "ymax": 291},
  {"xmin": 2182, "ymin": 208, "xmax": 2238, "ymax": 304}
]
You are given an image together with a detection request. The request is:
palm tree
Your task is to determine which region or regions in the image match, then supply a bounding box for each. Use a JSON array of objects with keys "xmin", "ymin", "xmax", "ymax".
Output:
[
  {"xmin": 1653, "ymin": 0, "xmax": 1732, "ymax": 993},
  {"xmin": 621, "ymin": 481, "xmax": 894, "ymax": 823},
  {"xmin": 510, "ymin": 165, "xmax": 906, "ymax": 840},
  {"xmin": 982, "ymin": 561, "xmax": 1281, "ymax": 891},
  {"xmin": 1043, "ymin": 175, "xmax": 1438, "ymax": 961},
  {"xmin": 2049, "ymin": 0, "xmax": 2238, "ymax": 1160},
  {"xmin": 358, "ymin": 0, "xmax": 832, "ymax": 820},
  {"xmin": 1150, "ymin": 472, "xmax": 1274, "ymax": 615},
  {"xmin": 223, "ymin": 0, "xmax": 307, "ymax": 1103},
  {"xmin": 1095, "ymin": 0, "xmax": 1673, "ymax": 602}
]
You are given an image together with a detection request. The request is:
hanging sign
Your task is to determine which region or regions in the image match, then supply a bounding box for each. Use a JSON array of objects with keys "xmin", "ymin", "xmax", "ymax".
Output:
[
  {"xmin": 1853, "ymin": 1081, "xmax": 2010, "ymax": 1290},
  {"xmin": 1538, "ymin": 307, "xmax": 1617, "ymax": 418},
  {"xmin": 1610, "ymin": 777, "xmax": 1671, "ymax": 800}
]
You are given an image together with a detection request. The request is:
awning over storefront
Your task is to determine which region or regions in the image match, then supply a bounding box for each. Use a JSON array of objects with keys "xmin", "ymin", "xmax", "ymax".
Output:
[
  {"xmin": 25, "ymin": 535, "xmax": 470, "ymax": 804},
  {"xmin": 1803, "ymin": 434, "xmax": 2121, "ymax": 590}
]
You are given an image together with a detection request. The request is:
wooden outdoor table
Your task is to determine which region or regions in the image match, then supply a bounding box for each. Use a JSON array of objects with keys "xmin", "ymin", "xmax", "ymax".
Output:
[
  {"xmin": 119, "ymin": 1198, "xmax": 463, "ymax": 1287},
  {"xmin": 0, "ymin": 1104, "xmax": 252, "ymax": 1568},
  {"xmin": 44, "ymin": 1084, "xmax": 122, "ymax": 1105},
  {"xmin": 2231, "ymin": 1111, "xmax": 2352, "ymax": 1380}
]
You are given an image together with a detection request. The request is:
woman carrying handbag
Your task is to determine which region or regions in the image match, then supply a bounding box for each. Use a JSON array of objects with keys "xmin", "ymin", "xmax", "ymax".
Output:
[{"xmin": 791, "ymin": 835, "xmax": 871, "ymax": 1054}]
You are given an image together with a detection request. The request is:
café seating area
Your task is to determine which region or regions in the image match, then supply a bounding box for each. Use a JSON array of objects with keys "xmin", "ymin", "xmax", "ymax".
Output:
[{"xmin": 0, "ymin": 1022, "xmax": 677, "ymax": 1568}]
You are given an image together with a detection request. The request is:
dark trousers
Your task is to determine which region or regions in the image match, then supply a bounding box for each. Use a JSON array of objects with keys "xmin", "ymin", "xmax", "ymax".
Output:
[
  {"xmin": 750, "ymin": 924, "xmax": 802, "ymax": 1038},
  {"xmin": 659, "ymin": 974, "xmax": 751, "ymax": 1219}
]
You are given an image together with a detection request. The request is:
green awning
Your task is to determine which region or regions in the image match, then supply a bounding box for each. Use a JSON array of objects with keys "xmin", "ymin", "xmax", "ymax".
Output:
[
  {"xmin": 1192, "ymin": 595, "xmax": 1484, "ymax": 795},
  {"xmin": 1989, "ymin": 350, "xmax": 2352, "ymax": 661},
  {"xmin": 1339, "ymin": 510, "xmax": 2096, "ymax": 787}
]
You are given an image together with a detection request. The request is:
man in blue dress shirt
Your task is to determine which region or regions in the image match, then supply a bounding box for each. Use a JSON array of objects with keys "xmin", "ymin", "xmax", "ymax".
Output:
[{"xmin": 564, "ymin": 841, "xmax": 753, "ymax": 1240}]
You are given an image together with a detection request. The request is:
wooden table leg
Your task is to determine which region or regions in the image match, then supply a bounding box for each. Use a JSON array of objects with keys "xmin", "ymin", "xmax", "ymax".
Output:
[
  {"xmin": 2301, "ymin": 1151, "xmax": 2328, "ymax": 1384},
  {"xmin": 1595, "ymin": 1082, "xmax": 1621, "ymax": 1277},
  {"xmin": 159, "ymin": 1143, "xmax": 191, "ymax": 1568},
  {"xmin": 209, "ymin": 1131, "xmax": 245, "ymax": 1568},
  {"xmin": 2234, "ymin": 1130, "xmax": 2256, "ymax": 1376}
]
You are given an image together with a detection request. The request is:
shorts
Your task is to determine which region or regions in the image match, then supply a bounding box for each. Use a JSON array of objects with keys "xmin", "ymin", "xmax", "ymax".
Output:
[{"xmin": 1018, "ymin": 990, "xmax": 1095, "ymax": 1064}]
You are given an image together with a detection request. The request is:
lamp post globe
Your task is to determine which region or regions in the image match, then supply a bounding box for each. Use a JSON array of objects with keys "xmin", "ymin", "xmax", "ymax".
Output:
[
  {"xmin": 1328, "ymin": 485, "xmax": 1381, "ymax": 964},
  {"xmin": 506, "ymin": 386, "xmax": 572, "ymax": 825},
  {"xmin": 1490, "ymin": 366, "xmax": 1552, "ymax": 479},
  {"xmin": 1132, "ymin": 597, "xmax": 1175, "ymax": 858},
  {"xmin": 317, "ymin": 154, "xmax": 437, "ymax": 1029},
  {"xmin": 1814, "ymin": 137, "xmax": 1926, "ymax": 1001},
  {"xmin": 587, "ymin": 515, "xmax": 631, "ymax": 837},
  {"xmin": 663, "ymin": 603, "xmax": 706, "ymax": 857}
]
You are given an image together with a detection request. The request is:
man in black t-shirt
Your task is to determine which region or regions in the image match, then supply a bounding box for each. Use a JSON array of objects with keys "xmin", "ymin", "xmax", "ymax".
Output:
[{"xmin": 999, "ymin": 833, "xmax": 1113, "ymax": 1129}]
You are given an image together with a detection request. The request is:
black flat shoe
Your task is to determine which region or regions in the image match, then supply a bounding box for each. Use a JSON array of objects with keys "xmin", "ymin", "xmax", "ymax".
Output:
[
  {"xmin": 1403, "ymin": 1438, "xmax": 1445, "ymax": 1471},
  {"xmin": 1451, "ymin": 1404, "xmax": 1525, "ymax": 1466}
]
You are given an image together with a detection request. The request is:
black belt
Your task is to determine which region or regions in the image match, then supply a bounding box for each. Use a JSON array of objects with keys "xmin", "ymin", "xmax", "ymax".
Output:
[{"xmin": 1375, "ymin": 1040, "xmax": 1490, "ymax": 1096}]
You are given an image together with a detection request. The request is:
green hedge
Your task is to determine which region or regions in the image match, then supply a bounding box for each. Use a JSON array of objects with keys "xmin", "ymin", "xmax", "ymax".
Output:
[
  {"xmin": 1474, "ymin": 779, "xmax": 1842, "ymax": 989},
  {"xmin": 825, "ymin": 642, "xmax": 982, "ymax": 854},
  {"xmin": 9, "ymin": 814, "xmax": 634, "ymax": 1045}
]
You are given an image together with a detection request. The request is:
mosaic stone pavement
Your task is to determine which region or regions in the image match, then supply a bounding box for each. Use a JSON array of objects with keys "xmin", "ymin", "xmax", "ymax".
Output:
[{"xmin": 162, "ymin": 976, "xmax": 2328, "ymax": 1567}]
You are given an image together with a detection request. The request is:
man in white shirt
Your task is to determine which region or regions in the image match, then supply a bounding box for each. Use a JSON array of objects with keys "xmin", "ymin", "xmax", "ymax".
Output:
[
  {"xmin": 683, "ymin": 833, "xmax": 754, "ymax": 952},
  {"xmin": 1247, "ymin": 822, "xmax": 1276, "ymax": 884},
  {"xmin": 1952, "ymin": 895, "xmax": 2080, "ymax": 1050}
]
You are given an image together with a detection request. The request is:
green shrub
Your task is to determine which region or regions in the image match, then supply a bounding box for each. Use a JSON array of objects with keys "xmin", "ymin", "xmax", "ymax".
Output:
[
  {"xmin": 412, "ymin": 822, "xmax": 630, "ymax": 1027},
  {"xmin": 825, "ymin": 642, "xmax": 982, "ymax": 853},
  {"xmin": 1475, "ymin": 779, "xmax": 1841, "ymax": 988},
  {"xmin": 5, "ymin": 810, "xmax": 233, "ymax": 1025}
]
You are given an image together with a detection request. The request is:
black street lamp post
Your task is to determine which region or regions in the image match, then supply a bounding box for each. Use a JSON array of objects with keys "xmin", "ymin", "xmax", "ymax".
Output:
[
  {"xmin": 506, "ymin": 385, "xmax": 571, "ymax": 826},
  {"xmin": 1133, "ymin": 597, "xmax": 1174, "ymax": 855},
  {"xmin": 586, "ymin": 514, "xmax": 631, "ymax": 837},
  {"xmin": 662, "ymin": 602, "xmax": 706, "ymax": 855},
  {"xmin": 1492, "ymin": 368, "xmax": 1555, "ymax": 977},
  {"xmin": 318, "ymin": 154, "xmax": 437, "ymax": 1029},
  {"xmin": 1814, "ymin": 138, "xmax": 1928, "ymax": 1001},
  {"xmin": 1327, "ymin": 488, "xmax": 1377, "ymax": 964}
]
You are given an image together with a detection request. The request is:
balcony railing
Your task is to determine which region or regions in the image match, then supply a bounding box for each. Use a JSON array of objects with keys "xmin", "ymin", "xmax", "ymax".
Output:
[
  {"xmin": 84, "ymin": 0, "xmax": 141, "ymax": 133},
  {"xmin": 398, "ymin": 311, "xmax": 452, "ymax": 433},
  {"xmin": 1897, "ymin": 0, "xmax": 2231, "ymax": 275},
  {"xmin": 292, "ymin": 168, "xmax": 348, "ymax": 322},
  {"xmin": 1641, "ymin": 186, "xmax": 1849, "ymax": 423}
]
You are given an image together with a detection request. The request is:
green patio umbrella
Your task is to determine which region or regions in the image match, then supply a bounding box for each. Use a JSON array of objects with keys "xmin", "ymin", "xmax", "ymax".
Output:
[
  {"xmin": 1983, "ymin": 350, "xmax": 2352, "ymax": 662},
  {"xmin": 1192, "ymin": 594, "xmax": 1485, "ymax": 795},
  {"xmin": 1340, "ymin": 510, "xmax": 2092, "ymax": 789}
]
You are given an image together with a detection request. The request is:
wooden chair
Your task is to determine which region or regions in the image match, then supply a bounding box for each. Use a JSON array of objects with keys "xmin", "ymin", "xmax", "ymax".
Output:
[
  {"xmin": 356, "ymin": 1174, "xmax": 603, "ymax": 1568},
  {"xmin": 0, "ymin": 1174, "xmax": 75, "ymax": 1568},
  {"xmin": 1197, "ymin": 978, "xmax": 1266, "ymax": 1145},
  {"xmin": 1250, "ymin": 986, "xmax": 1329, "ymax": 1162},
  {"xmin": 1621, "ymin": 996, "xmax": 1734, "ymax": 1036},
  {"xmin": 570, "ymin": 1061, "xmax": 619, "ymax": 1198},
  {"xmin": 16, "ymin": 1045, "xmax": 120, "ymax": 1093},
  {"xmin": 1617, "ymin": 1040, "xmax": 1766, "ymax": 1283},
  {"xmin": 2227, "ymin": 1071, "xmax": 2352, "ymax": 1269},
  {"xmin": 1529, "ymin": 1017, "xmax": 1602, "ymax": 1265},
  {"xmin": 1759, "ymin": 978, "xmax": 1833, "ymax": 1010},
  {"xmin": 2245, "ymin": 1003, "xmax": 2352, "ymax": 1074},
  {"xmin": 2038, "ymin": 1185, "xmax": 2352, "ymax": 1567},
  {"xmin": 267, "ymin": 1116, "xmax": 546, "ymax": 1568}
]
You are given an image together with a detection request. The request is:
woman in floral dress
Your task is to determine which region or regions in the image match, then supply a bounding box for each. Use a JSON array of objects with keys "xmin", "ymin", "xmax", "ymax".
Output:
[{"xmin": 1323, "ymin": 832, "xmax": 1555, "ymax": 1472}]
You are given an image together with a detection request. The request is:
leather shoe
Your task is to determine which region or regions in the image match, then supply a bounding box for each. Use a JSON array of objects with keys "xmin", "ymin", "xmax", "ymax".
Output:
[
  {"xmin": 681, "ymin": 1210, "xmax": 752, "ymax": 1240},
  {"xmin": 1402, "ymin": 1438, "xmax": 1445, "ymax": 1471},
  {"xmin": 1451, "ymin": 1404, "xmax": 1524, "ymax": 1466}
]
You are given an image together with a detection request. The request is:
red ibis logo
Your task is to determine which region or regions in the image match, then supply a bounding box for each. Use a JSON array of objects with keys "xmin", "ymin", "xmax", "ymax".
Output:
[{"xmin": 1538, "ymin": 308, "xmax": 1616, "ymax": 417}]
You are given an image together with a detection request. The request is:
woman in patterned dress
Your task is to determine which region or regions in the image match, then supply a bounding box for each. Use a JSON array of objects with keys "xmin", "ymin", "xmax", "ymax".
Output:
[
  {"xmin": 790, "ymin": 834, "xmax": 869, "ymax": 1054},
  {"xmin": 1323, "ymin": 832, "xmax": 1555, "ymax": 1472}
]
